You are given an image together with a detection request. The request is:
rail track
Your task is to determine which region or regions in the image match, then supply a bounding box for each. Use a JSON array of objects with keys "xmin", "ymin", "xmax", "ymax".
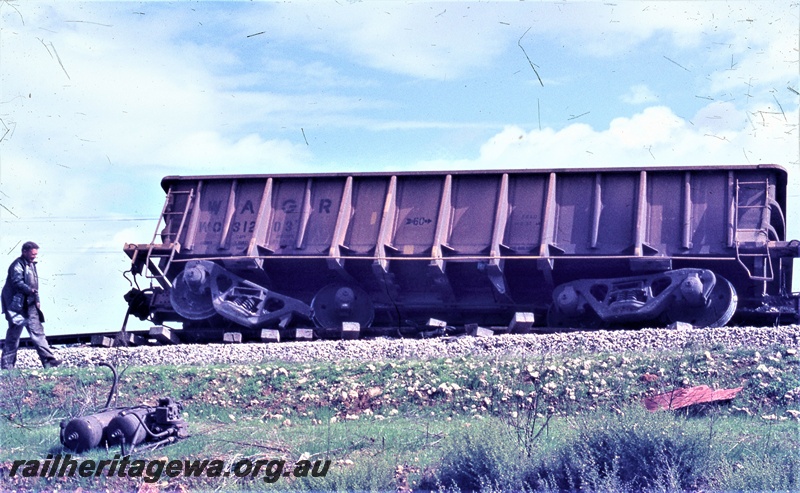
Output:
[{"xmin": 13, "ymin": 315, "xmax": 538, "ymax": 348}]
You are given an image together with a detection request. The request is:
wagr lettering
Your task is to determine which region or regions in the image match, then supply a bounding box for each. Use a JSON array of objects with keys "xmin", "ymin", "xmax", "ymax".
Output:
[
  {"xmin": 279, "ymin": 199, "xmax": 334, "ymax": 215},
  {"xmin": 206, "ymin": 200, "xmax": 224, "ymax": 215},
  {"xmin": 203, "ymin": 199, "xmax": 256, "ymax": 215}
]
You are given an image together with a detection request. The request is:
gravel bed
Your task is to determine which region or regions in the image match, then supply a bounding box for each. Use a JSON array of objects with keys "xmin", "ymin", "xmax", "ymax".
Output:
[{"xmin": 8, "ymin": 325, "xmax": 800, "ymax": 370}]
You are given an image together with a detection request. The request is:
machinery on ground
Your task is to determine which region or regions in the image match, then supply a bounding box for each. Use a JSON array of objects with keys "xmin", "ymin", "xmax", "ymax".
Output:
[
  {"xmin": 123, "ymin": 165, "xmax": 800, "ymax": 342},
  {"xmin": 60, "ymin": 363, "xmax": 189, "ymax": 453}
]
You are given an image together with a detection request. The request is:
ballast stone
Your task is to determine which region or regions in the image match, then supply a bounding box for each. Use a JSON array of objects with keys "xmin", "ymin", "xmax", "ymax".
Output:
[{"xmin": 9, "ymin": 325, "xmax": 800, "ymax": 369}]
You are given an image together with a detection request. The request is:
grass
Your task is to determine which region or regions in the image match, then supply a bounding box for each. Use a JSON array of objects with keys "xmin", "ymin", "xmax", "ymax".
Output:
[{"xmin": 0, "ymin": 340, "xmax": 798, "ymax": 491}]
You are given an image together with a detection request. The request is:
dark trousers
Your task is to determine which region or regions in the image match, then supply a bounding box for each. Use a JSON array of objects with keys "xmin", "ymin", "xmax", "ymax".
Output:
[{"xmin": 1, "ymin": 305, "xmax": 56, "ymax": 369}]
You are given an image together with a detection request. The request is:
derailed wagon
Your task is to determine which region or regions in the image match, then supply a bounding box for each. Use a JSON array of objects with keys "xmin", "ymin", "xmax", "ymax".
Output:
[{"xmin": 124, "ymin": 165, "xmax": 800, "ymax": 341}]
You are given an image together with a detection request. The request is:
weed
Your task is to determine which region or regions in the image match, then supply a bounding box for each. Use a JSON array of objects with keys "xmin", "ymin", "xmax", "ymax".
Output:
[
  {"xmin": 420, "ymin": 418, "xmax": 528, "ymax": 492},
  {"xmin": 529, "ymin": 407, "xmax": 716, "ymax": 491}
]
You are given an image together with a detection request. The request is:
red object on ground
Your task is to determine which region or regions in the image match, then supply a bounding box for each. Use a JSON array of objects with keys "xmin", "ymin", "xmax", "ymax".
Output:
[{"xmin": 644, "ymin": 385, "xmax": 743, "ymax": 411}]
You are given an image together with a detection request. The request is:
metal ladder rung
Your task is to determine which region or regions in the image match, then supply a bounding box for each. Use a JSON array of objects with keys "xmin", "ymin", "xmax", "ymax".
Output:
[
  {"xmin": 734, "ymin": 178, "xmax": 773, "ymax": 281},
  {"xmin": 142, "ymin": 186, "xmax": 195, "ymax": 288},
  {"xmin": 734, "ymin": 243, "xmax": 773, "ymax": 281}
]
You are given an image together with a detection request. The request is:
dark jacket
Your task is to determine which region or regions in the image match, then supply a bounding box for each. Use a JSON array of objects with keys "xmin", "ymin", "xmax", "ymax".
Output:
[{"xmin": 1, "ymin": 256, "xmax": 39, "ymax": 316}]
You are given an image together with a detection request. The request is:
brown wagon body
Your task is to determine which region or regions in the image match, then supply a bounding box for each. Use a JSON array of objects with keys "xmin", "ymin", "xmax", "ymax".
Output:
[{"xmin": 124, "ymin": 165, "xmax": 799, "ymax": 340}]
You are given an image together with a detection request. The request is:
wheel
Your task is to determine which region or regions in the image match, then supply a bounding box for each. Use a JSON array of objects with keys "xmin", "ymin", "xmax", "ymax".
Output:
[
  {"xmin": 170, "ymin": 268, "xmax": 216, "ymax": 320},
  {"xmin": 311, "ymin": 284, "xmax": 375, "ymax": 329},
  {"xmin": 663, "ymin": 275, "xmax": 737, "ymax": 328}
]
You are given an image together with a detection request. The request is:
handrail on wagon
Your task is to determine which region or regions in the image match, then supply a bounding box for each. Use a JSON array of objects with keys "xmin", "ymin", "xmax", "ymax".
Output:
[
  {"xmin": 139, "ymin": 186, "xmax": 195, "ymax": 288},
  {"xmin": 733, "ymin": 178, "xmax": 774, "ymax": 281}
]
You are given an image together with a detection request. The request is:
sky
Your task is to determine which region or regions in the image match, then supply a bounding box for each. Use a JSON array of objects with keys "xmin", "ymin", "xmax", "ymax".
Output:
[{"xmin": 1, "ymin": 0, "xmax": 798, "ymax": 336}]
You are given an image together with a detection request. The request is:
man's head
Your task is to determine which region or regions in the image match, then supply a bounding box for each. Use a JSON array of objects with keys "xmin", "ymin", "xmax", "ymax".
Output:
[{"xmin": 22, "ymin": 241, "xmax": 39, "ymax": 263}]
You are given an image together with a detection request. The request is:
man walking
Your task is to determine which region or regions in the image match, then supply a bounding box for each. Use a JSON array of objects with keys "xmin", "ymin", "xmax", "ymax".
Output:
[{"xmin": 1, "ymin": 241, "xmax": 60, "ymax": 369}]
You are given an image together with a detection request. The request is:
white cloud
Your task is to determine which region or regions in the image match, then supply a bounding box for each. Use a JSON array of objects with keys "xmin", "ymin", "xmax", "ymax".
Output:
[
  {"xmin": 608, "ymin": 107, "xmax": 685, "ymax": 147},
  {"xmin": 621, "ymin": 85, "xmax": 659, "ymax": 105},
  {"xmin": 415, "ymin": 103, "xmax": 797, "ymax": 171},
  {"xmin": 156, "ymin": 131, "xmax": 312, "ymax": 172},
  {"xmin": 708, "ymin": 32, "xmax": 800, "ymax": 95},
  {"xmin": 261, "ymin": 2, "xmax": 510, "ymax": 80},
  {"xmin": 691, "ymin": 101, "xmax": 746, "ymax": 133},
  {"xmin": 533, "ymin": 1, "xmax": 797, "ymax": 57}
]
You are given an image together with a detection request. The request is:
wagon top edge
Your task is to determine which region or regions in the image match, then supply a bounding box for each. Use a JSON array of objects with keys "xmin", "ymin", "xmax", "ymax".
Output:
[{"xmin": 160, "ymin": 163, "xmax": 789, "ymax": 190}]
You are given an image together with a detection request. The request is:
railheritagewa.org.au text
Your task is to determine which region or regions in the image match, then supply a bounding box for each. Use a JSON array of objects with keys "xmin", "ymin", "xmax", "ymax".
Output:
[{"xmin": 8, "ymin": 454, "xmax": 330, "ymax": 483}]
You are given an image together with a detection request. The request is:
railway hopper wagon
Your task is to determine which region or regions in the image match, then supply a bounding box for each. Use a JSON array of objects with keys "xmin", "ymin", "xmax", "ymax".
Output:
[{"xmin": 124, "ymin": 165, "xmax": 800, "ymax": 341}]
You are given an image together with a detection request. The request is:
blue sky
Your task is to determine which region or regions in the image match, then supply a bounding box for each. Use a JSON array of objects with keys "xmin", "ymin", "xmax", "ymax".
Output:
[{"xmin": 1, "ymin": 1, "xmax": 798, "ymax": 335}]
